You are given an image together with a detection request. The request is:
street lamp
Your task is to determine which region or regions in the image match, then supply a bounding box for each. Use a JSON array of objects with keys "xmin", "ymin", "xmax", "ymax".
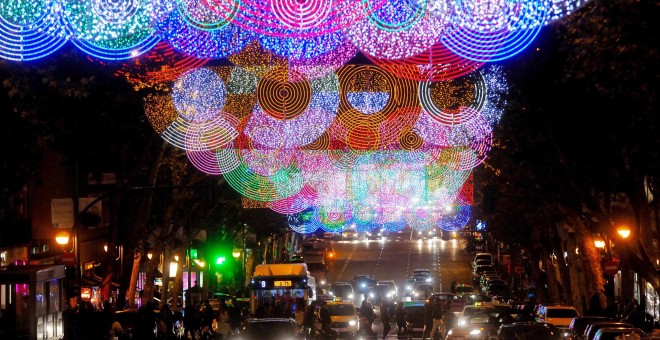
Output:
[
  {"xmin": 55, "ymin": 232, "xmax": 70, "ymax": 246},
  {"xmin": 616, "ymin": 226, "xmax": 631, "ymax": 239},
  {"xmin": 594, "ymin": 235, "xmax": 606, "ymax": 249}
]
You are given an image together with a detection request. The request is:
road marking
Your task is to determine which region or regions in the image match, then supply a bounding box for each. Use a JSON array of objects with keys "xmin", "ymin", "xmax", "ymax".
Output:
[{"xmin": 336, "ymin": 243, "xmax": 357, "ymax": 281}]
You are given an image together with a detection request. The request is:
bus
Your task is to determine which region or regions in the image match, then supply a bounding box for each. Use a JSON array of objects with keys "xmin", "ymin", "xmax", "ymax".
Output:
[{"xmin": 249, "ymin": 263, "xmax": 316, "ymax": 314}]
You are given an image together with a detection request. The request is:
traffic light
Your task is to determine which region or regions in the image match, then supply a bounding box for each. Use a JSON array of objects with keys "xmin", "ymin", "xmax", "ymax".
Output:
[{"xmin": 216, "ymin": 256, "xmax": 226, "ymax": 265}]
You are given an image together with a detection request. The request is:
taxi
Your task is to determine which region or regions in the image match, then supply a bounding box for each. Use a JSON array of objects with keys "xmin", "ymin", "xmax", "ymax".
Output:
[{"xmin": 326, "ymin": 299, "xmax": 359, "ymax": 338}]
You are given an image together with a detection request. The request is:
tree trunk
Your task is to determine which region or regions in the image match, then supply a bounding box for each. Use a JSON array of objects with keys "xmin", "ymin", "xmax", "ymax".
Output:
[
  {"xmin": 142, "ymin": 247, "xmax": 162, "ymax": 307},
  {"xmin": 171, "ymin": 260, "xmax": 183, "ymax": 311},
  {"xmin": 161, "ymin": 247, "xmax": 172, "ymax": 309},
  {"xmin": 126, "ymin": 251, "xmax": 142, "ymax": 308}
]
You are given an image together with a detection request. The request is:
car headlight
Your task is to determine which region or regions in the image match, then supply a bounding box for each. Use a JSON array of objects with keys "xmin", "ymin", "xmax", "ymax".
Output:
[
  {"xmin": 386, "ymin": 292, "xmax": 392, "ymax": 297},
  {"xmin": 369, "ymin": 292, "xmax": 374, "ymax": 298},
  {"xmin": 429, "ymin": 231, "xmax": 434, "ymax": 235},
  {"xmin": 458, "ymin": 319, "xmax": 466, "ymax": 326},
  {"xmin": 413, "ymin": 292, "xmax": 419, "ymax": 296},
  {"xmin": 348, "ymin": 294, "xmax": 354, "ymax": 299},
  {"xmin": 426, "ymin": 278, "xmax": 432, "ymax": 282},
  {"xmin": 470, "ymin": 329, "xmax": 482, "ymax": 335},
  {"xmin": 361, "ymin": 283, "xmax": 366, "ymax": 288},
  {"xmin": 349, "ymin": 320, "xmax": 356, "ymax": 326},
  {"xmin": 406, "ymin": 285, "xmax": 411, "ymax": 290},
  {"xmin": 418, "ymin": 231, "xmax": 423, "ymax": 235}
]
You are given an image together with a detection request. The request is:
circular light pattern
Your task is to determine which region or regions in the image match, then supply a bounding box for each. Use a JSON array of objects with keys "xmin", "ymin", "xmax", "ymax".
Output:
[
  {"xmin": 176, "ymin": 0, "xmax": 239, "ymax": 30},
  {"xmin": 171, "ymin": 68, "xmax": 227, "ymax": 122},
  {"xmin": 61, "ymin": 0, "xmax": 167, "ymax": 60},
  {"xmin": 418, "ymin": 71, "xmax": 487, "ymax": 125},
  {"xmin": 0, "ymin": 0, "xmax": 67, "ymax": 61},
  {"xmin": 441, "ymin": 0, "xmax": 549, "ymax": 62},
  {"xmin": 158, "ymin": 9, "xmax": 256, "ymax": 59}
]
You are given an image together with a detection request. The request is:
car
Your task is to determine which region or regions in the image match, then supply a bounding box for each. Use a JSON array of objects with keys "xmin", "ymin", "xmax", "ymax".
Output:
[
  {"xmin": 537, "ymin": 305, "xmax": 580, "ymax": 333},
  {"xmin": 371, "ymin": 280, "xmax": 398, "ymax": 302},
  {"xmin": 483, "ymin": 282, "xmax": 509, "ymax": 297},
  {"xmin": 475, "ymin": 259, "xmax": 494, "ymax": 267},
  {"xmin": 567, "ymin": 316, "xmax": 610, "ymax": 340},
  {"xmin": 329, "ymin": 282, "xmax": 356, "ymax": 302},
  {"xmin": 365, "ymin": 228, "xmax": 386, "ymax": 240},
  {"xmin": 428, "ymin": 293, "xmax": 468, "ymax": 313},
  {"xmin": 341, "ymin": 229, "xmax": 359, "ymax": 240},
  {"xmin": 235, "ymin": 318, "xmax": 299, "ymax": 340},
  {"xmin": 325, "ymin": 300, "xmax": 359, "ymax": 338},
  {"xmin": 457, "ymin": 305, "xmax": 495, "ymax": 327},
  {"xmin": 584, "ymin": 321, "xmax": 634, "ymax": 340},
  {"xmin": 473, "ymin": 265, "xmax": 497, "ymax": 282},
  {"xmin": 446, "ymin": 310, "xmax": 502, "ymax": 340},
  {"xmin": 592, "ymin": 326, "xmax": 646, "ymax": 340},
  {"xmin": 474, "ymin": 253, "xmax": 494, "ymax": 264},
  {"xmin": 113, "ymin": 308, "xmax": 180, "ymax": 340},
  {"xmin": 498, "ymin": 321, "xmax": 563, "ymax": 340},
  {"xmin": 441, "ymin": 230, "xmax": 460, "ymax": 240},
  {"xmin": 351, "ymin": 275, "xmax": 377, "ymax": 295},
  {"xmin": 454, "ymin": 283, "xmax": 476, "ymax": 296},
  {"xmin": 400, "ymin": 301, "xmax": 426, "ymax": 339},
  {"xmin": 410, "ymin": 282, "xmax": 435, "ymax": 299}
]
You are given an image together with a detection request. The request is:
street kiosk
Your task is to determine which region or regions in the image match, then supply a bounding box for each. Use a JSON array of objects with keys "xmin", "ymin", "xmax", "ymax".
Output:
[{"xmin": 0, "ymin": 265, "xmax": 66, "ymax": 340}]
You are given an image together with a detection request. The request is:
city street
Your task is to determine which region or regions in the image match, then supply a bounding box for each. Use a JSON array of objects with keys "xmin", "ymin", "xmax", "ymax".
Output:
[{"xmin": 324, "ymin": 238, "xmax": 475, "ymax": 338}]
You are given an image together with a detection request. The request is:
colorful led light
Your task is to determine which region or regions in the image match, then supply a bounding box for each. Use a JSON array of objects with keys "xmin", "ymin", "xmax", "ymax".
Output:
[{"xmin": 0, "ymin": 0, "xmax": 66, "ymax": 61}]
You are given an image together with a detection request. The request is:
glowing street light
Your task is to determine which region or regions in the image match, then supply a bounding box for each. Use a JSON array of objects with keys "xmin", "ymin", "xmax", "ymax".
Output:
[
  {"xmin": 616, "ymin": 226, "xmax": 631, "ymax": 239},
  {"xmin": 55, "ymin": 232, "xmax": 70, "ymax": 246},
  {"xmin": 594, "ymin": 235, "xmax": 606, "ymax": 249},
  {"xmin": 232, "ymin": 249, "xmax": 242, "ymax": 259}
]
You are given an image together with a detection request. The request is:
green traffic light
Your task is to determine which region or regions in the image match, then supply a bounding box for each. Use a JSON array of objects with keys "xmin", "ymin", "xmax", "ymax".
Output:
[{"xmin": 216, "ymin": 256, "xmax": 226, "ymax": 265}]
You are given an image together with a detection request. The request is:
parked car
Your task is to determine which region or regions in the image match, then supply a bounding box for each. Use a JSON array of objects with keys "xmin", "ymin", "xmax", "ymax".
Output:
[
  {"xmin": 584, "ymin": 322, "xmax": 634, "ymax": 340},
  {"xmin": 567, "ymin": 316, "xmax": 610, "ymax": 340},
  {"xmin": 592, "ymin": 327, "xmax": 646, "ymax": 340}
]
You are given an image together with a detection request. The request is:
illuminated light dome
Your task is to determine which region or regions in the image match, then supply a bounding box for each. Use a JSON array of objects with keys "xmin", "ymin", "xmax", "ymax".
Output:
[
  {"xmin": 345, "ymin": 3, "xmax": 449, "ymax": 60},
  {"xmin": 205, "ymin": 0, "xmax": 386, "ymax": 38},
  {"xmin": 418, "ymin": 72, "xmax": 487, "ymax": 126},
  {"xmin": 187, "ymin": 149, "xmax": 226, "ymax": 175},
  {"xmin": 115, "ymin": 41, "xmax": 210, "ymax": 90},
  {"xmin": 288, "ymin": 207, "xmax": 322, "ymax": 234},
  {"xmin": 437, "ymin": 204, "xmax": 471, "ymax": 231},
  {"xmin": 268, "ymin": 186, "xmax": 316, "ymax": 214},
  {"xmin": 61, "ymin": 0, "xmax": 166, "ymax": 60},
  {"xmin": 184, "ymin": 112, "xmax": 240, "ymax": 151},
  {"xmin": 331, "ymin": 65, "xmax": 419, "ymax": 151},
  {"xmin": 441, "ymin": 0, "xmax": 549, "ymax": 62},
  {"xmin": 158, "ymin": 9, "xmax": 256, "ymax": 59},
  {"xmin": 0, "ymin": 0, "xmax": 67, "ymax": 61},
  {"xmin": 224, "ymin": 162, "xmax": 297, "ymax": 202},
  {"xmin": 366, "ymin": 41, "xmax": 484, "ymax": 82},
  {"xmin": 246, "ymin": 68, "xmax": 340, "ymax": 149},
  {"xmin": 176, "ymin": 0, "xmax": 239, "ymax": 31},
  {"xmin": 258, "ymin": 30, "xmax": 345, "ymax": 59},
  {"xmin": 171, "ymin": 68, "xmax": 227, "ymax": 122},
  {"xmin": 363, "ymin": 0, "xmax": 426, "ymax": 32}
]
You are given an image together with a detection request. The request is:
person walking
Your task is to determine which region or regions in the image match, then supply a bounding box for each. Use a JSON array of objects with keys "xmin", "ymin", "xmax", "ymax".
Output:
[
  {"xmin": 429, "ymin": 299, "xmax": 444, "ymax": 340},
  {"xmin": 395, "ymin": 301, "xmax": 406, "ymax": 337},
  {"xmin": 421, "ymin": 299, "xmax": 434, "ymax": 340},
  {"xmin": 229, "ymin": 298, "xmax": 242, "ymax": 333},
  {"xmin": 319, "ymin": 300, "xmax": 337, "ymax": 339},
  {"xmin": 380, "ymin": 300, "xmax": 392, "ymax": 339}
]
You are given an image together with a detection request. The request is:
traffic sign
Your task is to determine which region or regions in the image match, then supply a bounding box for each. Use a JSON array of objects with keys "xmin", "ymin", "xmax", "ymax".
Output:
[
  {"xmin": 603, "ymin": 259, "xmax": 620, "ymax": 276},
  {"xmin": 61, "ymin": 252, "xmax": 75, "ymax": 265}
]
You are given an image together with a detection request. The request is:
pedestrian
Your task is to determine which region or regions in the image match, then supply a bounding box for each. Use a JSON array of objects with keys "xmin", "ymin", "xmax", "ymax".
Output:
[
  {"xmin": 230, "ymin": 298, "xmax": 242, "ymax": 333},
  {"xmin": 421, "ymin": 299, "xmax": 434, "ymax": 340},
  {"xmin": 395, "ymin": 301, "xmax": 406, "ymax": 337},
  {"xmin": 429, "ymin": 299, "xmax": 444, "ymax": 340},
  {"xmin": 184, "ymin": 302, "xmax": 199, "ymax": 339},
  {"xmin": 319, "ymin": 300, "xmax": 338, "ymax": 339},
  {"xmin": 302, "ymin": 300, "xmax": 317, "ymax": 338},
  {"xmin": 202, "ymin": 300, "xmax": 214, "ymax": 328},
  {"xmin": 216, "ymin": 301, "xmax": 232, "ymax": 339},
  {"xmin": 380, "ymin": 300, "xmax": 392, "ymax": 339}
]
